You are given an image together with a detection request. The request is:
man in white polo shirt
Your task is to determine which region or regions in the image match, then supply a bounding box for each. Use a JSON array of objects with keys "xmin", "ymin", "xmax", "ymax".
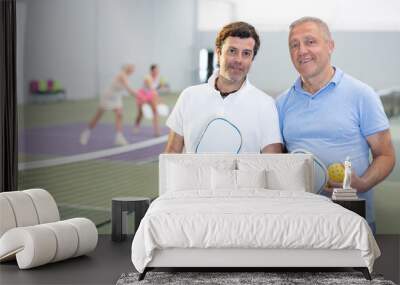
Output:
[{"xmin": 165, "ymin": 21, "xmax": 282, "ymax": 153}]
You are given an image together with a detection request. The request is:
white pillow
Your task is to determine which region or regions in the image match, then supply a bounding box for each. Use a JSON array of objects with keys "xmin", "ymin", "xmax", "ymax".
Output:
[
  {"xmin": 236, "ymin": 169, "xmax": 267, "ymax": 189},
  {"xmin": 211, "ymin": 168, "xmax": 236, "ymax": 190},
  {"xmin": 237, "ymin": 158, "xmax": 308, "ymax": 192},
  {"xmin": 167, "ymin": 162, "xmax": 211, "ymax": 191},
  {"xmin": 266, "ymin": 164, "xmax": 307, "ymax": 191}
]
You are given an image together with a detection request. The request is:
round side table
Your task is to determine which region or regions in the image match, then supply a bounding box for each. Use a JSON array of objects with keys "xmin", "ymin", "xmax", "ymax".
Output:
[{"xmin": 111, "ymin": 197, "xmax": 150, "ymax": 242}]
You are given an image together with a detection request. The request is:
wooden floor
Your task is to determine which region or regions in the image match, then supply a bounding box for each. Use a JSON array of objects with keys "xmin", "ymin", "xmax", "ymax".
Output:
[
  {"xmin": 375, "ymin": 235, "xmax": 400, "ymax": 284},
  {"xmin": 0, "ymin": 235, "xmax": 398, "ymax": 285},
  {"xmin": 0, "ymin": 235, "xmax": 400, "ymax": 285},
  {"xmin": 0, "ymin": 235, "xmax": 133, "ymax": 285}
]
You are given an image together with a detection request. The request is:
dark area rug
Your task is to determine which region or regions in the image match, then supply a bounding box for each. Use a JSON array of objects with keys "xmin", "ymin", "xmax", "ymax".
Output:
[{"xmin": 116, "ymin": 271, "xmax": 396, "ymax": 285}]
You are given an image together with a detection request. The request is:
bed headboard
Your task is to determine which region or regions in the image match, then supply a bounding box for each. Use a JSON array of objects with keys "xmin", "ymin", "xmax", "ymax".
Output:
[{"xmin": 159, "ymin": 153, "xmax": 314, "ymax": 195}]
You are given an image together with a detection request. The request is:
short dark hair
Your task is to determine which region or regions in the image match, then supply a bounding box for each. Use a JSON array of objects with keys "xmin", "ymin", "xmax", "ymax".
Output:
[
  {"xmin": 150, "ymin": 64, "xmax": 158, "ymax": 71},
  {"xmin": 215, "ymin": 21, "xmax": 260, "ymax": 59}
]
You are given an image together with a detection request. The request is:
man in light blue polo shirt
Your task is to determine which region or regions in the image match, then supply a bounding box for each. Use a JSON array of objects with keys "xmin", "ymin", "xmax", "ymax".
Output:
[{"xmin": 276, "ymin": 16, "xmax": 396, "ymax": 233}]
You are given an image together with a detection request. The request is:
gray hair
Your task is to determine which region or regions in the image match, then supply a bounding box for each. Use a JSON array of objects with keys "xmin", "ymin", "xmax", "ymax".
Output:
[{"xmin": 289, "ymin": 16, "xmax": 332, "ymax": 41}]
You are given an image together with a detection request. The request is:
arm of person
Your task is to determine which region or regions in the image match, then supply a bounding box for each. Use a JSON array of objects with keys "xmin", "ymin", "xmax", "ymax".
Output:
[
  {"xmin": 164, "ymin": 131, "xmax": 184, "ymax": 153},
  {"xmin": 261, "ymin": 143, "xmax": 283, "ymax": 153},
  {"xmin": 144, "ymin": 77, "xmax": 152, "ymax": 90},
  {"xmin": 144, "ymin": 76, "xmax": 160, "ymax": 103},
  {"xmin": 260, "ymin": 98, "xmax": 283, "ymax": 154},
  {"xmin": 328, "ymin": 129, "xmax": 395, "ymax": 192},
  {"xmin": 120, "ymin": 75, "xmax": 138, "ymax": 96},
  {"xmin": 353, "ymin": 129, "xmax": 396, "ymax": 192}
]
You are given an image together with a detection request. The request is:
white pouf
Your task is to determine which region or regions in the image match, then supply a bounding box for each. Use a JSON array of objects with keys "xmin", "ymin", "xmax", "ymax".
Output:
[{"xmin": 0, "ymin": 189, "xmax": 98, "ymax": 269}]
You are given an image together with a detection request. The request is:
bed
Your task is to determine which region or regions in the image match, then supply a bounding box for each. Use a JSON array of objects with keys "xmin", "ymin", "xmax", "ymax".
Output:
[{"xmin": 131, "ymin": 154, "xmax": 380, "ymax": 280}]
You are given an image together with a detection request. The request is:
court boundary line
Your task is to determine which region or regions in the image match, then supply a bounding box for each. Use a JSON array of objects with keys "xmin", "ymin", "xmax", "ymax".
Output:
[
  {"xmin": 58, "ymin": 203, "xmax": 111, "ymax": 212},
  {"xmin": 19, "ymin": 135, "xmax": 168, "ymax": 171}
]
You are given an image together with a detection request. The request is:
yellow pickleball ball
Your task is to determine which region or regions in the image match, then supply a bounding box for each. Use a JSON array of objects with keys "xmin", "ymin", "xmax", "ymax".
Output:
[{"xmin": 328, "ymin": 163, "xmax": 344, "ymax": 183}]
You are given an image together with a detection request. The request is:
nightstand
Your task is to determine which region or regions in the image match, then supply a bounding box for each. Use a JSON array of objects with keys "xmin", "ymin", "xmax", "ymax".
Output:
[
  {"xmin": 332, "ymin": 198, "xmax": 366, "ymax": 218},
  {"xmin": 111, "ymin": 197, "xmax": 150, "ymax": 242}
]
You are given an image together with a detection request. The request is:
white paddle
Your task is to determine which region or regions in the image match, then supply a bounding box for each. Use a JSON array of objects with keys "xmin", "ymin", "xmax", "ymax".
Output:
[
  {"xmin": 195, "ymin": 118, "xmax": 242, "ymax": 154},
  {"xmin": 291, "ymin": 149, "xmax": 328, "ymax": 194}
]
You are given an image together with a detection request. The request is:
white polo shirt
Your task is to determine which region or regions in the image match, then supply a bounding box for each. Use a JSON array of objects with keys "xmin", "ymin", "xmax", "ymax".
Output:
[{"xmin": 166, "ymin": 72, "xmax": 282, "ymax": 153}]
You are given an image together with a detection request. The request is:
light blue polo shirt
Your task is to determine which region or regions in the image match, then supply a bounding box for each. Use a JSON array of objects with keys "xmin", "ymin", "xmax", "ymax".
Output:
[{"xmin": 276, "ymin": 67, "xmax": 389, "ymax": 226}]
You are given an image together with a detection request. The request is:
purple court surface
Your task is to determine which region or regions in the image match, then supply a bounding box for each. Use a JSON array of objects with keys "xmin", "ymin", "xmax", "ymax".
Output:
[{"xmin": 19, "ymin": 123, "xmax": 169, "ymax": 162}]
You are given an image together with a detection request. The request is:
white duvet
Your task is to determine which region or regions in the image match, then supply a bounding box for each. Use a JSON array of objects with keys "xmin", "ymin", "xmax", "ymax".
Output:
[{"xmin": 131, "ymin": 190, "xmax": 380, "ymax": 273}]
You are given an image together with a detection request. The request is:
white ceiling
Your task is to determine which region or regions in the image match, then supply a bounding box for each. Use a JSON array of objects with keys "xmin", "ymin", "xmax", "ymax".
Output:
[{"xmin": 198, "ymin": 0, "xmax": 400, "ymax": 31}]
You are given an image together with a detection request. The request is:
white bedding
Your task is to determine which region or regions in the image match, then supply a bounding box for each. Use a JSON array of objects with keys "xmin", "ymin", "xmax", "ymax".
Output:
[{"xmin": 131, "ymin": 190, "xmax": 380, "ymax": 273}]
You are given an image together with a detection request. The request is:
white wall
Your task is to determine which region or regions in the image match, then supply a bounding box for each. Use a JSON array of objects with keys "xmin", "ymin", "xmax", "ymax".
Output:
[
  {"xmin": 153, "ymin": 0, "xmax": 197, "ymax": 91},
  {"xmin": 18, "ymin": 0, "xmax": 400, "ymax": 103},
  {"xmin": 332, "ymin": 32, "xmax": 400, "ymax": 90},
  {"xmin": 21, "ymin": 0, "xmax": 97, "ymax": 102},
  {"xmin": 18, "ymin": 0, "xmax": 197, "ymax": 102},
  {"xmin": 197, "ymin": 30, "xmax": 400, "ymax": 95},
  {"xmin": 96, "ymin": 0, "xmax": 156, "ymax": 92},
  {"xmin": 95, "ymin": 0, "xmax": 197, "ymax": 93},
  {"xmin": 97, "ymin": 0, "xmax": 197, "ymax": 93}
]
